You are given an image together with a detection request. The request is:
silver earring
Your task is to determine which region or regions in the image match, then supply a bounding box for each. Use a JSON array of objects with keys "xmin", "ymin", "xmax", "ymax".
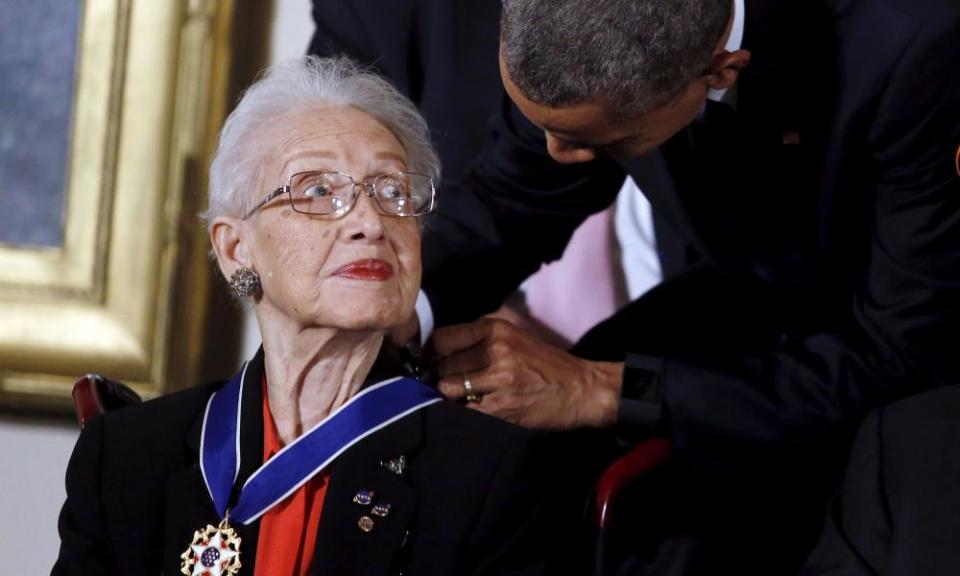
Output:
[{"xmin": 229, "ymin": 267, "xmax": 261, "ymax": 298}]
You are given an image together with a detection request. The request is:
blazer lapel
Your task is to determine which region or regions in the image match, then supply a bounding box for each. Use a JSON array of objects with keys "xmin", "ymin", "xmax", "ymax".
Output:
[
  {"xmin": 162, "ymin": 442, "xmax": 220, "ymax": 576},
  {"xmin": 163, "ymin": 353, "xmax": 266, "ymax": 575},
  {"xmin": 622, "ymin": 145, "xmax": 709, "ymax": 278},
  {"xmin": 311, "ymin": 406, "xmax": 425, "ymax": 576}
]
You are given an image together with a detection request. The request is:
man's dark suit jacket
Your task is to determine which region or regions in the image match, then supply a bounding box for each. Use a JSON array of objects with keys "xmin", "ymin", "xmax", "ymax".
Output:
[
  {"xmin": 801, "ymin": 386, "xmax": 960, "ymax": 575},
  {"xmin": 417, "ymin": 0, "xmax": 960, "ymax": 572},
  {"xmin": 51, "ymin": 350, "xmax": 578, "ymax": 576}
]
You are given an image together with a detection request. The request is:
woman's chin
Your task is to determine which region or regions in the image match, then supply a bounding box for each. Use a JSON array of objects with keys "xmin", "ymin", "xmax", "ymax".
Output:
[{"xmin": 308, "ymin": 309, "xmax": 406, "ymax": 333}]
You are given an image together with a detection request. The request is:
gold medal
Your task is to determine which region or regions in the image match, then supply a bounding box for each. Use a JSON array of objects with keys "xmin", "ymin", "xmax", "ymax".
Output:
[{"xmin": 180, "ymin": 518, "xmax": 242, "ymax": 576}]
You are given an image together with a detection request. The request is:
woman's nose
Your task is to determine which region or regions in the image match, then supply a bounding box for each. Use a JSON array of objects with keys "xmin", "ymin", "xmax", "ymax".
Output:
[{"xmin": 343, "ymin": 191, "xmax": 385, "ymax": 242}]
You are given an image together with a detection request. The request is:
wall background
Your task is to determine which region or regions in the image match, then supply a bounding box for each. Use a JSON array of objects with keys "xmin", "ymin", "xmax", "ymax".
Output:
[{"xmin": 0, "ymin": 1, "xmax": 313, "ymax": 571}]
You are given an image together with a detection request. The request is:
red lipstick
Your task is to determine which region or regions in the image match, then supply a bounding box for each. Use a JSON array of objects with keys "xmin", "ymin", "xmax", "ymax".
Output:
[{"xmin": 331, "ymin": 259, "xmax": 394, "ymax": 281}]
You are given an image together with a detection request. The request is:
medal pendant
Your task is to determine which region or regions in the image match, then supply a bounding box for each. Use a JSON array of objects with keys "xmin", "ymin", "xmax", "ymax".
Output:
[{"xmin": 180, "ymin": 518, "xmax": 242, "ymax": 576}]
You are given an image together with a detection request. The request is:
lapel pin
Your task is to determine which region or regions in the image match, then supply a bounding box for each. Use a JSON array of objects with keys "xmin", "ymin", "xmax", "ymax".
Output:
[
  {"xmin": 353, "ymin": 489, "xmax": 375, "ymax": 506},
  {"xmin": 380, "ymin": 455, "xmax": 407, "ymax": 476},
  {"xmin": 371, "ymin": 503, "xmax": 391, "ymax": 517},
  {"xmin": 358, "ymin": 515, "xmax": 375, "ymax": 533}
]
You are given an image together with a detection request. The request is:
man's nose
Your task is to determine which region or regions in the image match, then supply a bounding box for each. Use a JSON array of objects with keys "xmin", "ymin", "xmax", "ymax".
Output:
[{"xmin": 545, "ymin": 134, "xmax": 597, "ymax": 164}]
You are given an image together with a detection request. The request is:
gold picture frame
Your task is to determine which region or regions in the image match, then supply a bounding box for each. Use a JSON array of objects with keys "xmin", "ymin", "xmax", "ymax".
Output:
[{"xmin": 0, "ymin": 0, "xmax": 244, "ymax": 412}]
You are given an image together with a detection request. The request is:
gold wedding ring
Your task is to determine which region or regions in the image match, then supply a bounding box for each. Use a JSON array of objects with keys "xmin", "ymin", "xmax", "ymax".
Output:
[{"xmin": 463, "ymin": 376, "xmax": 481, "ymax": 403}]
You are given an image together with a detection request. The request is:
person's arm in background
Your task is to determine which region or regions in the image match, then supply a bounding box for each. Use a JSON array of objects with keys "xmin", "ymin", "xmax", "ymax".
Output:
[
  {"xmin": 308, "ymin": 0, "xmax": 417, "ymax": 97},
  {"xmin": 309, "ymin": 0, "xmax": 504, "ymax": 189}
]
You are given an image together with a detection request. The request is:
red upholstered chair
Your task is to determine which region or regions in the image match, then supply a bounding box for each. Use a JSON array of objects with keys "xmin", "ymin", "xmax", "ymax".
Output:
[
  {"xmin": 591, "ymin": 437, "xmax": 674, "ymax": 576},
  {"xmin": 71, "ymin": 373, "xmax": 142, "ymax": 429}
]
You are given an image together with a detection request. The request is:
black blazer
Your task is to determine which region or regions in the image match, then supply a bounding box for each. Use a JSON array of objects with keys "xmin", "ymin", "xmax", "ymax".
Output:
[
  {"xmin": 801, "ymin": 385, "xmax": 960, "ymax": 576},
  {"xmin": 51, "ymin": 351, "xmax": 583, "ymax": 575}
]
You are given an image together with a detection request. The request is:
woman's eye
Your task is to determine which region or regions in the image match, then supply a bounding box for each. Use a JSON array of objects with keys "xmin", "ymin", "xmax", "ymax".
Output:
[
  {"xmin": 380, "ymin": 181, "xmax": 407, "ymax": 199},
  {"xmin": 304, "ymin": 184, "xmax": 331, "ymax": 198}
]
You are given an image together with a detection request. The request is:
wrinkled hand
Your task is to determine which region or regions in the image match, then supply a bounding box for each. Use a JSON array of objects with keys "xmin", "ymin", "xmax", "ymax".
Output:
[{"xmin": 430, "ymin": 318, "xmax": 623, "ymax": 430}]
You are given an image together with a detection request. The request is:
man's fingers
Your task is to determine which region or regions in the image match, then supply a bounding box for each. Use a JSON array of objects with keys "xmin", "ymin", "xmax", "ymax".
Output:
[
  {"xmin": 437, "ymin": 371, "xmax": 489, "ymax": 399},
  {"xmin": 434, "ymin": 344, "xmax": 490, "ymax": 378},
  {"xmin": 437, "ymin": 374, "xmax": 468, "ymax": 399},
  {"xmin": 431, "ymin": 318, "xmax": 506, "ymax": 357}
]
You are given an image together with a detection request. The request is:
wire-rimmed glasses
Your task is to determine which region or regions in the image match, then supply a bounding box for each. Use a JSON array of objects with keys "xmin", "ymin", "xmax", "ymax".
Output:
[{"xmin": 244, "ymin": 171, "xmax": 436, "ymax": 219}]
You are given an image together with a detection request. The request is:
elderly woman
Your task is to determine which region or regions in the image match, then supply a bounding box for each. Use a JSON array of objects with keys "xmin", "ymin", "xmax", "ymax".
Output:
[{"xmin": 52, "ymin": 56, "xmax": 576, "ymax": 576}]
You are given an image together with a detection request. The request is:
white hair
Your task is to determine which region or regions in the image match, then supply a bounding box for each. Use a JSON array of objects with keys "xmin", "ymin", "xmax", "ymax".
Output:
[{"xmin": 204, "ymin": 55, "xmax": 440, "ymax": 225}]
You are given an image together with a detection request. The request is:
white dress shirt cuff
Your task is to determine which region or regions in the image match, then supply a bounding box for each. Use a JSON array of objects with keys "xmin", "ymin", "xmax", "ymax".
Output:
[{"xmin": 415, "ymin": 290, "xmax": 435, "ymax": 347}]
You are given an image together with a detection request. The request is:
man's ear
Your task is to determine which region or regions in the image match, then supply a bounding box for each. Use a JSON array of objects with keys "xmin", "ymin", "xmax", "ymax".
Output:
[
  {"xmin": 704, "ymin": 49, "xmax": 751, "ymax": 92},
  {"xmin": 210, "ymin": 216, "xmax": 252, "ymax": 280}
]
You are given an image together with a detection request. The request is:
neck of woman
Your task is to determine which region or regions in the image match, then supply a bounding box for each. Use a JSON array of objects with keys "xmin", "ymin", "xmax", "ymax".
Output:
[{"xmin": 259, "ymin": 317, "xmax": 384, "ymax": 445}]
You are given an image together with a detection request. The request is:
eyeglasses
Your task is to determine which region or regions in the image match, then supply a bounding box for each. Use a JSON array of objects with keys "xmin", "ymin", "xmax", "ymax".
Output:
[{"xmin": 244, "ymin": 171, "xmax": 436, "ymax": 219}]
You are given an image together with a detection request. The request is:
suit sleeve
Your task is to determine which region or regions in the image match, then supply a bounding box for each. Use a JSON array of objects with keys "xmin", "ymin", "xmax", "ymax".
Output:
[
  {"xmin": 800, "ymin": 409, "xmax": 889, "ymax": 576},
  {"xmin": 421, "ymin": 94, "xmax": 628, "ymax": 325},
  {"xmin": 51, "ymin": 417, "xmax": 117, "ymax": 576}
]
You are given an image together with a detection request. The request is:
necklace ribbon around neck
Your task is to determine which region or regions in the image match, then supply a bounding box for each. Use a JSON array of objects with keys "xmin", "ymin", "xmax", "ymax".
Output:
[{"xmin": 199, "ymin": 362, "xmax": 442, "ymax": 525}]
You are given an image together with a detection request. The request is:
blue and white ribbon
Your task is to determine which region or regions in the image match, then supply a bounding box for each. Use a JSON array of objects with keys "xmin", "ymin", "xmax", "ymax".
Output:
[{"xmin": 199, "ymin": 362, "xmax": 441, "ymax": 524}]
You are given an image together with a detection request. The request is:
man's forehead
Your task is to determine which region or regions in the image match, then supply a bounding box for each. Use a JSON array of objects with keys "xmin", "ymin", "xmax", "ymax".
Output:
[
  {"xmin": 507, "ymin": 84, "xmax": 628, "ymax": 139},
  {"xmin": 499, "ymin": 49, "xmax": 654, "ymax": 149},
  {"xmin": 525, "ymin": 100, "xmax": 645, "ymax": 146}
]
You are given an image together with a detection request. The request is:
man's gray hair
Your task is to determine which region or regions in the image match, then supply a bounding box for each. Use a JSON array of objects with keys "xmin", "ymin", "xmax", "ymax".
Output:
[
  {"xmin": 205, "ymin": 55, "xmax": 440, "ymax": 225},
  {"xmin": 501, "ymin": 0, "xmax": 731, "ymax": 115}
]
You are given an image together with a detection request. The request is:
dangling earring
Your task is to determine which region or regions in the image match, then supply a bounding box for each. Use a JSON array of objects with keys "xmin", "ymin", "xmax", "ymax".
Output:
[{"xmin": 229, "ymin": 267, "xmax": 261, "ymax": 298}]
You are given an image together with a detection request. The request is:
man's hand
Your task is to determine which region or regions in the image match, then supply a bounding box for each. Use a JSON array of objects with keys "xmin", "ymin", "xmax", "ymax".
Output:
[{"xmin": 430, "ymin": 317, "xmax": 624, "ymax": 430}]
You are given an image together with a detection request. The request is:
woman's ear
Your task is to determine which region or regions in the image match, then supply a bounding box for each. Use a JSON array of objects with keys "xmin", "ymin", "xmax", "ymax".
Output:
[
  {"xmin": 210, "ymin": 216, "xmax": 252, "ymax": 279},
  {"xmin": 704, "ymin": 49, "xmax": 751, "ymax": 92}
]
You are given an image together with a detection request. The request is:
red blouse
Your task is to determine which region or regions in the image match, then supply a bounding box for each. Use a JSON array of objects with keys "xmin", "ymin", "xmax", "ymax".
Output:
[{"xmin": 255, "ymin": 380, "xmax": 330, "ymax": 576}]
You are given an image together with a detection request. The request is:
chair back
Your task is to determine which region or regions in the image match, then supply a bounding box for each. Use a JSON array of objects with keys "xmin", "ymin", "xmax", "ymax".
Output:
[
  {"xmin": 592, "ymin": 437, "xmax": 674, "ymax": 576},
  {"xmin": 71, "ymin": 373, "xmax": 142, "ymax": 429}
]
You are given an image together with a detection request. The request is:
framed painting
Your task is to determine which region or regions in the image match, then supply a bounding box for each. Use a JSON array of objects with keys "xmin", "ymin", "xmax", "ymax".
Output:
[{"xmin": 0, "ymin": 0, "xmax": 242, "ymax": 411}]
